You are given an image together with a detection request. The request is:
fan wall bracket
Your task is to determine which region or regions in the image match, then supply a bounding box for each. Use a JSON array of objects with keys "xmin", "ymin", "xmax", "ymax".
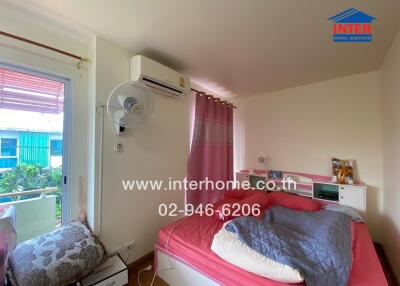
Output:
[{"xmin": 114, "ymin": 122, "xmax": 126, "ymax": 136}]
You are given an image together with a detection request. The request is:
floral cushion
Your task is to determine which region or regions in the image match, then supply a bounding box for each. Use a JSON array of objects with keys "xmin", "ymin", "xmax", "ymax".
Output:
[{"xmin": 9, "ymin": 220, "xmax": 105, "ymax": 286}]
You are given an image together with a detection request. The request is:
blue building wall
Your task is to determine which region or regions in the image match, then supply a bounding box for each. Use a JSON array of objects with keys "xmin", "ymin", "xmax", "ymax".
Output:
[
  {"xmin": 0, "ymin": 130, "xmax": 62, "ymax": 169},
  {"xmin": 19, "ymin": 132, "xmax": 49, "ymax": 167}
]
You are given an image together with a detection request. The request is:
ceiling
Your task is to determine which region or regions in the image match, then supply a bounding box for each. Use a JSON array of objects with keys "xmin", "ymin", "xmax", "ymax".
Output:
[{"xmin": 2, "ymin": 0, "xmax": 400, "ymax": 97}]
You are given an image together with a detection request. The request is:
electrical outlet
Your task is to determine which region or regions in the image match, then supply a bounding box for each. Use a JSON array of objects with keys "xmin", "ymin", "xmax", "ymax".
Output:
[
  {"xmin": 114, "ymin": 143, "xmax": 123, "ymax": 153},
  {"xmin": 124, "ymin": 240, "xmax": 136, "ymax": 250},
  {"xmin": 111, "ymin": 240, "xmax": 136, "ymax": 259},
  {"xmin": 111, "ymin": 246, "xmax": 124, "ymax": 256}
]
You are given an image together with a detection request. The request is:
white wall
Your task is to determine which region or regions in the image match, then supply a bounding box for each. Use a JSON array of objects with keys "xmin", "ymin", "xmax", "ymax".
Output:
[
  {"xmin": 0, "ymin": 5, "xmax": 200, "ymax": 263},
  {"xmin": 0, "ymin": 4, "xmax": 216, "ymax": 263},
  {"xmin": 0, "ymin": 5, "xmax": 92, "ymax": 222},
  {"xmin": 233, "ymin": 72, "xmax": 384, "ymax": 241},
  {"xmin": 380, "ymin": 29, "xmax": 400, "ymax": 280},
  {"xmin": 93, "ymin": 37, "xmax": 191, "ymax": 262}
]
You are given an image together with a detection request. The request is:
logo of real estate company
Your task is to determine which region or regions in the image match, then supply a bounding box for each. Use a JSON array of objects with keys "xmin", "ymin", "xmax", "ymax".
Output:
[{"xmin": 329, "ymin": 8, "xmax": 376, "ymax": 42}]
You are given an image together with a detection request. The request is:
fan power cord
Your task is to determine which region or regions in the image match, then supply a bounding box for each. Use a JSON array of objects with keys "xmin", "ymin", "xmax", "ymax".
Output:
[
  {"xmin": 148, "ymin": 217, "xmax": 188, "ymax": 286},
  {"xmin": 137, "ymin": 264, "xmax": 174, "ymax": 286},
  {"xmin": 137, "ymin": 265, "xmax": 153, "ymax": 286}
]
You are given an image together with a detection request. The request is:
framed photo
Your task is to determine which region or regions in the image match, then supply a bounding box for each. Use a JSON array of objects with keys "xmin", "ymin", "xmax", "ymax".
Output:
[
  {"xmin": 331, "ymin": 158, "xmax": 354, "ymax": 184},
  {"xmin": 269, "ymin": 170, "xmax": 283, "ymax": 179}
]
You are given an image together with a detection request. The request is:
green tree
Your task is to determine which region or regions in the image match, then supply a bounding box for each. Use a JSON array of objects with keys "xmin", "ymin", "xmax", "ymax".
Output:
[
  {"xmin": 0, "ymin": 164, "xmax": 63, "ymax": 219},
  {"xmin": 0, "ymin": 164, "xmax": 43, "ymax": 194}
]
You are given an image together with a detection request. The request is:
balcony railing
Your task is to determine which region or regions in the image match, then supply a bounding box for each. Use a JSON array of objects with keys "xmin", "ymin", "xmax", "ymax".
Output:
[
  {"xmin": 0, "ymin": 187, "xmax": 57, "ymax": 199},
  {"xmin": 0, "ymin": 187, "xmax": 58, "ymax": 243}
]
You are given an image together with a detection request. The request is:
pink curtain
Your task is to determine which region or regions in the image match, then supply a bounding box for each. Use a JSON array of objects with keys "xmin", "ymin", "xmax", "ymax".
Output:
[{"xmin": 187, "ymin": 92, "xmax": 234, "ymax": 206}]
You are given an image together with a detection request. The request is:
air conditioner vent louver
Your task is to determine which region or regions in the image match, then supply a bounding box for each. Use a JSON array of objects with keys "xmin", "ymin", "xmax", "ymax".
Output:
[
  {"xmin": 130, "ymin": 55, "xmax": 190, "ymax": 97},
  {"xmin": 142, "ymin": 76, "xmax": 184, "ymax": 96}
]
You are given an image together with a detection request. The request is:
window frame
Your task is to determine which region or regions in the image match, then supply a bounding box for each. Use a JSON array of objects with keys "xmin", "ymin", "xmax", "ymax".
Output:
[
  {"xmin": 0, "ymin": 61, "xmax": 71, "ymax": 225},
  {"xmin": 0, "ymin": 136, "xmax": 19, "ymax": 160}
]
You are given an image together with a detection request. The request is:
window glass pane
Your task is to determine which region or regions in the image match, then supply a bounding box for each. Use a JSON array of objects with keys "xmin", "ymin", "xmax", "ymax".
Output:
[
  {"xmin": 1, "ymin": 138, "xmax": 17, "ymax": 156},
  {"xmin": 0, "ymin": 65, "xmax": 67, "ymax": 241},
  {"xmin": 0, "ymin": 68, "xmax": 64, "ymax": 114},
  {"xmin": 0, "ymin": 158, "xmax": 17, "ymax": 168},
  {"xmin": 50, "ymin": 140, "xmax": 63, "ymax": 156}
]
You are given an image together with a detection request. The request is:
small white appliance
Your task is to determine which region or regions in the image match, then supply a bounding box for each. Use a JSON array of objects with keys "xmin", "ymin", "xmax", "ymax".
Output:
[
  {"xmin": 78, "ymin": 255, "xmax": 128, "ymax": 286},
  {"xmin": 106, "ymin": 81, "xmax": 155, "ymax": 135},
  {"xmin": 130, "ymin": 55, "xmax": 190, "ymax": 97}
]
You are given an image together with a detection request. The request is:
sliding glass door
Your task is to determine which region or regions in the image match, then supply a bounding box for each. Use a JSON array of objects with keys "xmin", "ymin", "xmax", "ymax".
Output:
[{"xmin": 0, "ymin": 62, "xmax": 70, "ymax": 242}]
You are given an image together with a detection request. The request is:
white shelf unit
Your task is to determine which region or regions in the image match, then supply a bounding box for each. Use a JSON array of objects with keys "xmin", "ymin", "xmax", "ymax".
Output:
[
  {"xmin": 235, "ymin": 171, "xmax": 367, "ymax": 213},
  {"xmin": 312, "ymin": 181, "xmax": 366, "ymax": 212}
]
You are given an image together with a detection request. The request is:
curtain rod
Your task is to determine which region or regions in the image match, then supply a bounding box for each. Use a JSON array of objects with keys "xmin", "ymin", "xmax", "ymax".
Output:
[
  {"xmin": 0, "ymin": 31, "xmax": 90, "ymax": 69},
  {"xmin": 190, "ymin": 87, "xmax": 237, "ymax": 108}
]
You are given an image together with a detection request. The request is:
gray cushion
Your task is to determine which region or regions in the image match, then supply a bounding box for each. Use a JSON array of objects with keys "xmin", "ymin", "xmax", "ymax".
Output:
[{"xmin": 9, "ymin": 220, "xmax": 105, "ymax": 286}]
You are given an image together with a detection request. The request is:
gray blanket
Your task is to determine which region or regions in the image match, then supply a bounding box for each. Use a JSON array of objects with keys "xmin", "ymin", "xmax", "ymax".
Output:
[{"xmin": 225, "ymin": 207, "xmax": 352, "ymax": 286}]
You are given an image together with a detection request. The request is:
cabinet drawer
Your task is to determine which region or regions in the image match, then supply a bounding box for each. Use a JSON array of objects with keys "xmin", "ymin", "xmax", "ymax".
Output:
[
  {"xmin": 96, "ymin": 270, "xmax": 128, "ymax": 286},
  {"xmin": 339, "ymin": 185, "xmax": 366, "ymax": 212},
  {"xmin": 79, "ymin": 255, "xmax": 128, "ymax": 286}
]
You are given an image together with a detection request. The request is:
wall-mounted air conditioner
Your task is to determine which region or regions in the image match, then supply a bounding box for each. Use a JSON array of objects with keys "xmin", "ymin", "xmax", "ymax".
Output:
[{"xmin": 130, "ymin": 55, "xmax": 190, "ymax": 97}]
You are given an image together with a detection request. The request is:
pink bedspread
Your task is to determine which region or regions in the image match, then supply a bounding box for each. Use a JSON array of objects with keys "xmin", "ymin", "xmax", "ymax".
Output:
[{"xmin": 157, "ymin": 212, "xmax": 387, "ymax": 286}]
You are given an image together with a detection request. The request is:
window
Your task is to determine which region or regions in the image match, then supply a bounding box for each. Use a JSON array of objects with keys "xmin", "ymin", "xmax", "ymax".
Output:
[
  {"xmin": 50, "ymin": 139, "xmax": 63, "ymax": 156},
  {"xmin": 0, "ymin": 62, "xmax": 70, "ymax": 237},
  {"xmin": 0, "ymin": 138, "xmax": 18, "ymax": 169},
  {"xmin": 1, "ymin": 138, "xmax": 17, "ymax": 157}
]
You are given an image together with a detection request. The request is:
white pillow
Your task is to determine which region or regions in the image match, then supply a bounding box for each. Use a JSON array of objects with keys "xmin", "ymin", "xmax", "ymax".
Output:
[{"xmin": 211, "ymin": 222, "xmax": 304, "ymax": 283}]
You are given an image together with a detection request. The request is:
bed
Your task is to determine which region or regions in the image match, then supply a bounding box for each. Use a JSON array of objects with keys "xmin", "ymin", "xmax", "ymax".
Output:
[{"xmin": 155, "ymin": 195, "xmax": 388, "ymax": 286}]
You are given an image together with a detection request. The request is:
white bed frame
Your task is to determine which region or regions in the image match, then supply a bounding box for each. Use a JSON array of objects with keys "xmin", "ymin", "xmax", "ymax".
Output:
[{"xmin": 155, "ymin": 247, "xmax": 220, "ymax": 286}]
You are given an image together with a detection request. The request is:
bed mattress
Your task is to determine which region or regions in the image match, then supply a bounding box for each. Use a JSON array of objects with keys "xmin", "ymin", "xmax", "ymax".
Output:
[{"xmin": 156, "ymin": 211, "xmax": 387, "ymax": 286}]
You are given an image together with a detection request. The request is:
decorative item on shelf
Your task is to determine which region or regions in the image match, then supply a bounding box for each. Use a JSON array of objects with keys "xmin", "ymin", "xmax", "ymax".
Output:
[
  {"xmin": 257, "ymin": 156, "xmax": 269, "ymax": 178},
  {"xmin": 270, "ymin": 170, "xmax": 283, "ymax": 179},
  {"xmin": 285, "ymin": 174, "xmax": 296, "ymax": 181},
  {"xmin": 283, "ymin": 174, "xmax": 313, "ymax": 185},
  {"xmin": 331, "ymin": 158, "xmax": 354, "ymax": 184}
]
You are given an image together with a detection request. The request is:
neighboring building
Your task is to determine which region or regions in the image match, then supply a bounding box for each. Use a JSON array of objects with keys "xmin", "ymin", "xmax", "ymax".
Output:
[
  {"xmin": 0, "ymin": 95, "xmax": 64, "ymax": 171},
  {"xmin": 0, "ymin": 129, "xmax": 63, "ymax": 170}
]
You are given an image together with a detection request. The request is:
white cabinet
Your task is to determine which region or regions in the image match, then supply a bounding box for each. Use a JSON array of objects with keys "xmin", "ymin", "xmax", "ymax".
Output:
[
  {"xmin": 79, "ymin": 255, "xmax": 128, "ymax": 286},
  {"xmin": 339, "ymin": 185, "xmax": 366, "ymax": 212},
  {"xmin": 237, "ymin": 171, "xmax": 367, "ymax": 213},
  {"xmin": 313, "ymin": 182, "xmax": 367, "ymax": 212}
]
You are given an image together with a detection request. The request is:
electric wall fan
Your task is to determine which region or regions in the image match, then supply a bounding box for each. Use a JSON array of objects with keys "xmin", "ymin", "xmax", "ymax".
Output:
[{"xmin": 106, "ymin": 81, "xmax": 155, "ymax": 135}]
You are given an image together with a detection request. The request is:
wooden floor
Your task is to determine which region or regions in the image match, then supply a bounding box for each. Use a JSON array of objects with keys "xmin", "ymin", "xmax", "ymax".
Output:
[{"xmin": 128, "ymin": 245, "xmax": 399, "ymax": 286}]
